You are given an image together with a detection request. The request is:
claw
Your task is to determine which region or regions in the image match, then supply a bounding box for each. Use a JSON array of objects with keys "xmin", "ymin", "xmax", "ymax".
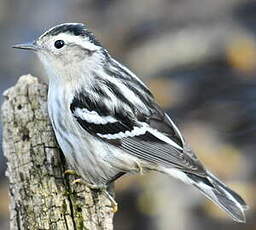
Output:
[
  {"xmin": 71, "ymin": 178, "xmax": 84, "ymax": 185},
  {"xmin": 71, "ymin": 179, "xmax": 107, "ymax": 190},
  {"xmin": 70, "ymin": 178, "xmax": 118, "ymax": 213},
  {"xmin": 64, "ymin": 169, "xmax": 79, "ymax": 176},
  {"xmin": 112, "ymin": 203, "xmax": 118, "ymax": 213},
  {"xmin": 103, "ymin": 190, "xmax": 118, "ymax": 213},
  {"xmin": 135, "ymin": 161, "xmax": 143, "ymax": 175}
]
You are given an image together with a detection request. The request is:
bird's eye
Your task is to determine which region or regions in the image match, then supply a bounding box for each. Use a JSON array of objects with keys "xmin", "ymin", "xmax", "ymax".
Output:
[{"xmin": 54, "ymin": 40, "xmax": 65, "ymax": 49}]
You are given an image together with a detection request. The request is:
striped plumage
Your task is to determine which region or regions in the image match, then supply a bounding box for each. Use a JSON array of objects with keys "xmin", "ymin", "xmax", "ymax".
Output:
[{"xmin": 14, "ymin": 23, "xmax": 248, "ymax": 222}]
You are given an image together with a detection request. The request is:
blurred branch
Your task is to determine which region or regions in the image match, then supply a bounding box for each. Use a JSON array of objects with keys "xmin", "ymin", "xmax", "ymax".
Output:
[{"xmin": 1, "ymin": 75, "xmax": 113, "ymax": 230}]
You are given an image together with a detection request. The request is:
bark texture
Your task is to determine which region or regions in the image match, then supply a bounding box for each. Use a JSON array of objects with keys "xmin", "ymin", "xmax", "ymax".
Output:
[{"xmin": 1, "ymin": 75, "xmax": 114, "ymax": 230}]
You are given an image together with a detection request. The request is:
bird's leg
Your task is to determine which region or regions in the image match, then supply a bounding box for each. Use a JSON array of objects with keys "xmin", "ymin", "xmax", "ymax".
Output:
[{"xmin": 71, "ymin": 178, "xmax": 118, "ymax": 213}]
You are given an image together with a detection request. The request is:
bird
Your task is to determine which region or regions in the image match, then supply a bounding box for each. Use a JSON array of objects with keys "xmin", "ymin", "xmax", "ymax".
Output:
[{"xmin": 13, "ymin": 23, "xmax": 248, "ymax": 222}]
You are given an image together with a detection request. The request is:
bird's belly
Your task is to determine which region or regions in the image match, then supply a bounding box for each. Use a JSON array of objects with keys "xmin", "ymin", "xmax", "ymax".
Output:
[
  {"xmin": 48, "ymin": 106, "xmax": 139, "ymax": 185},
  {"xmin": 54, "ymin": 119, "xmax": 118, "ymax": 184}
]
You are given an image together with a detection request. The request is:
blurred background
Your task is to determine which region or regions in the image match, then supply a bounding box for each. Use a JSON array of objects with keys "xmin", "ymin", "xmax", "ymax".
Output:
[{"xmin": 0, "ymin": 0, "xmax": 256, "ymax": 229}]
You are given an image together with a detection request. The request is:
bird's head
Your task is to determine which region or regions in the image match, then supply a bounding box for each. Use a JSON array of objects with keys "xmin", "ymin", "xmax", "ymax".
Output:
[{"xmin": 13, "ymin": 23, "xmax": 107, "ymax": 80}]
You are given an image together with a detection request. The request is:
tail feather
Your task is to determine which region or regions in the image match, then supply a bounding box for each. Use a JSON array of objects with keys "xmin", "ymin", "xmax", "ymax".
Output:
[
  {"xmin": 207, "ymin": 172, "xmax": 249, "ymax": 210},
  {"xmin": 186, "ymin": 171, "xmax": 248, "ymax": 223}
]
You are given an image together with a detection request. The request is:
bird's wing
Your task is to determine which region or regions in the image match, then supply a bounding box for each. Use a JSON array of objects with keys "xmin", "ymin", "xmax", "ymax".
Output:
[{"xmin": 70, "ymin": 93, "xmax": 206, "ymax": 176}]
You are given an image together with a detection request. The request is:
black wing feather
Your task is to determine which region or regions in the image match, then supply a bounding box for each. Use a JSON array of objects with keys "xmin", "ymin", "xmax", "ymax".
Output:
[{"xmin": 70, "ymin": 93, "xmax": 205, "ymax": 176}]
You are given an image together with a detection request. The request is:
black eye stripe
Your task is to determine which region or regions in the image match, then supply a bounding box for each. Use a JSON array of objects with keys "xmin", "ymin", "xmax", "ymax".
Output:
[{"xmin": 54, "ymin": 40, "xmax": 65, "ymax": 49}]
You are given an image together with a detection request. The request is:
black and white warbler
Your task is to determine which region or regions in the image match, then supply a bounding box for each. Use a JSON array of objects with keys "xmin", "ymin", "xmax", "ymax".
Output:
[{"xmin": 13, "ymin": 23, "xmax": 248, "ymax": 222}]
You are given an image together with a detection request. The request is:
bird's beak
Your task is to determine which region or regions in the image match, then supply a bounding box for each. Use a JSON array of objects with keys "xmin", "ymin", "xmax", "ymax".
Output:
[{"xmin": 12, "ymin": 41, "xmax": 40, "ymax": 51}]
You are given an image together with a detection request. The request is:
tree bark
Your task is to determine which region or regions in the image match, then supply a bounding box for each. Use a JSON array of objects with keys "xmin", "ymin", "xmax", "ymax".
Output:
[{"xmin": 1, "ymin": 75, "xmax": 114, "ymax": 230}]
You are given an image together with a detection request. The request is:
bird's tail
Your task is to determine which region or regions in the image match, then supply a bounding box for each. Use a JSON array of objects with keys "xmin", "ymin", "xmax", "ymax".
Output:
[{"xmin": 185, "ymin": 171, "xmax": 248, "ymax": 222}]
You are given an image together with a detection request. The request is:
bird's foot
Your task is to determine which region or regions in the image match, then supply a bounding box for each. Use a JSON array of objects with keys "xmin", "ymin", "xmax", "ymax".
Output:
[
  {"xmin": 71, "ymin": 178, "xmax": 106, "ymax": 190},
  {"xmin": 135, "ymin": 161, "xmax": 144, "ymax": 175},
  {"xmin": 103, "ymin": 190, "xmax": 118, "ymax": 213},
  {"xmin": 64, "ymin": 169, "xmax": 79, "ymax": 176},
  {"xmin": 71, "ymin": 179, "xmax": 118, "ymax": 213}
]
